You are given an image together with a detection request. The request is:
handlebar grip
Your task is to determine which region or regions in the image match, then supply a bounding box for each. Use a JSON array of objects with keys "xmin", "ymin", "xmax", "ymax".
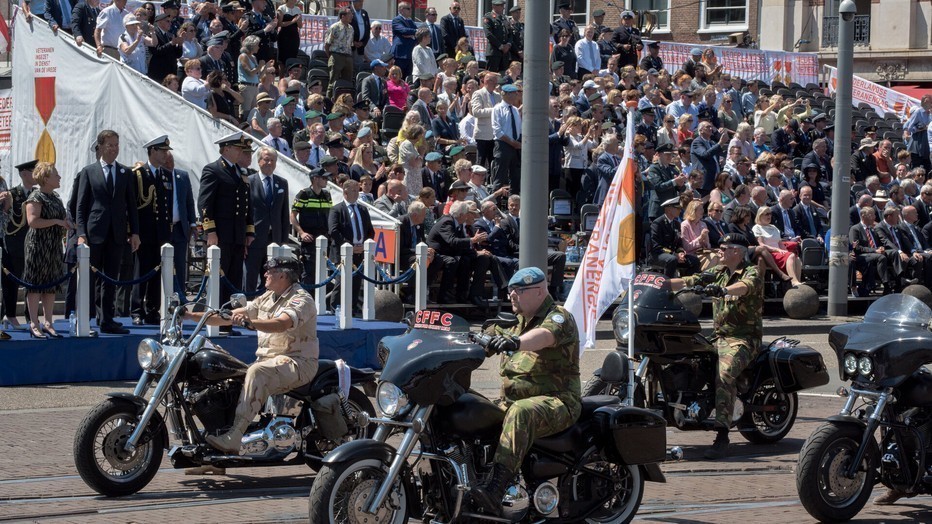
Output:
[
  {"xmin": 243, "ymin": 319, "xmax": 256, "ymax": 331},
  {"xmin": 470, "ymin": 332, "xmax": 492, "ymax": 348}
]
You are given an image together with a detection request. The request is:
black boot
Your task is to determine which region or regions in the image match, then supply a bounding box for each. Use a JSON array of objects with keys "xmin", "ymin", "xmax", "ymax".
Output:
[
  {"xmin": 704, "ymin": 428, "xmax": 730, "ymax": 460},
  {"xmin": 471, "ymin": 463, "xmax": 514, "ymax": 516}
]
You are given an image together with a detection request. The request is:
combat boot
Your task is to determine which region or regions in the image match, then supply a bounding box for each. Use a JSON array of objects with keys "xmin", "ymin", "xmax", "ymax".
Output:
[
  {"xmin": 703, "ymin": 429, "xmax": 730, "ymax": 460},
  {"xmin": 873, "ymin": 488, "xmax": 912, "ymax": 505},
  {"xmin": 206, "ymin": 417, "xmax": 250, "ymax": 454},
  {"xmin": 471, "ymin": 463, "xmax": 514, "ymax": 516}
]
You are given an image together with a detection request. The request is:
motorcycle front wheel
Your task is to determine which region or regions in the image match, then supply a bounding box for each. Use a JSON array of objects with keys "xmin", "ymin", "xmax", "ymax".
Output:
[
  {"xmin": 796, "ymin": 421, "xmax": 879, "ymax": 523},
  {"xmin": 73, "ymin": 398, "xmax": 165, "ymax": 497},
  {"xmin": 738, "ymin": 378, "xmax": 798, "ymax": 444},
  {"xmin": 308, "ymin": 458, "xmax": 410, "ymax": 524}
]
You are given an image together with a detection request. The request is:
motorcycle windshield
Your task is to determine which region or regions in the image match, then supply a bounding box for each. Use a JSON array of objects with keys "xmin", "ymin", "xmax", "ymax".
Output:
[
  {"xmin": 862, "ymin": 294, "xmax": 932, "ymax": 329},
  {"xmin": 629, "ymin": 272, "xmax": 678, "ymax": 309}
]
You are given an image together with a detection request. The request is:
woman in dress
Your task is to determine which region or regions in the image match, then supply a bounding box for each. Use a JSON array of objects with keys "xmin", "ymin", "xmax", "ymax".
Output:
[
  {"xmin": 656, "ymin": 114, "xmax": 678, "ymax": 149},
  {"xmin": 708, "ymin": 173, "xmax": 735, "ymax": 208},
  {"xmin": 681, "ymin": 200, "xmax": 718, "ymax": 269},
  {"xmin": 206, "ymin": 71, "xmax": 243, "ymax": 125},
  {"xmin": 551, "ymin": 29, "xmax": 576, "ymax": 80},
  {"xmin": 411, "ymin": 27, "xmax": 439, "ymax": 88},
  {"xmin": 561, "ymin": 116, "xmax": 599, "ymax": 198},
  {"xmin": 386, "ymin": 65, "xmax": 410, "ymax": 111},
  {"xmin": 23, "ymin": 162, "xmax": 71, "ymax": 339},
  {"xmin": 276, "ymin": 0, "xmax": 303, "ymax": 77},
  {"xmin": 178, "ymin": 22, "xmax": 203, "ymax": 66},
  {"xmin": 431, "ymin": 99, "xmax": 461, "ymax": 148},
  {"xmin": 238, "ymin": 35, "xmax": 263, "ymax": 120},
  {"xmin": 398, "ymin": 124, "xmax": 425, "ymax": 196},
  {"xmin": 752, "ymin": 206, "xmax": 802, "ymax": 286},
  {"xmin": 351, "ymin": 143, "xmax": 379, "ymax": 183},
  {"xmin": 181, "ymin": 59, "xmax": 210, "ymax": 109},
  {"xmin": 676, "ymin": 114, "xmax": 694, "ymax": 145},
  {"xmin": 728, "ymin": 205, "xmax": 782, "ymax": 278},
  {"xmin": 119, "ymin": 14, "xmax": 153, "ymax": 75},
  {"xmin": 729, "ymin": 122, "xmax": 755, "ymax": 160}
]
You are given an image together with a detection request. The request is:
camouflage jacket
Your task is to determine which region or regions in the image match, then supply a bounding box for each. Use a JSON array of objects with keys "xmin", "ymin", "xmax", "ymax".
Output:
[
  {"xmin": 489, "ymin": 296, "xmax": 581, "ymax": 409},
  {"xmin": 683, "ymin": 262, "xmax": 763, "ymax": 343}
]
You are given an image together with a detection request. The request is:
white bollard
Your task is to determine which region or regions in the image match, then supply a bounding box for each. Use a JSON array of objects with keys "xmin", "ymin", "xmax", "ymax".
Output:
[
  {"xmin": 315, "ymin": 236, "xmax": 328, "ymax": 316},
  {"xmin": 362, "ymin": 239, "xmax": 376, "ymax": 321},
  {"xmin": 159, "ymin": 243, "xmax": 174, "ymax": 330},
  {"xmin": 339, "ymin": 243, "xmax": 353, "ymax": 330},
  {"xmin": 281, "ymin": 244, "xmax": 295, "ymax": 259},
  {"xmin": 207, "ymin": 245, "xmax": 221, "ymax": 337},
  {"xmin": 267, "ymin": 242, "xmax": 280, "ymax": 261},
  {"xmin": 76, "ymin": 243, "xmax": 91, "ymax": 337},
  {"xmin": 415, "ymin": 242, "xmax": 428, "ymax": 312}
]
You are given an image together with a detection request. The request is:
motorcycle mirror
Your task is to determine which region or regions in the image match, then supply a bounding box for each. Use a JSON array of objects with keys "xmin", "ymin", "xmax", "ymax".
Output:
[
  {"xmin": 482, "ymin": 312, "xmax": 519, "ymax": 331},
  {"xmin": 403, "ymin": 311, "xmax": 415, "ymax": 328},
  {"xmin": 230, "ymin": 293, "xmax": 248, "ymax": 309},
  {"xmin": 698, "ymin": 271, "xmax": 718, "ymax": 285}
]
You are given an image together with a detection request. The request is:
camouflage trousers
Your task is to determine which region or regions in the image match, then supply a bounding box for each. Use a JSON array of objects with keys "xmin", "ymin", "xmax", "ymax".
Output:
[
  {"xmin": 713, "ymin": 337, "xmax": 759, "ymax": 428},
  {"xmin": 494, "ymin": 395, "xmax": 581, "ymax": 474},
  {"xmin": 234, "ymin": 355, "xmax": 318, "ymax": 423}
]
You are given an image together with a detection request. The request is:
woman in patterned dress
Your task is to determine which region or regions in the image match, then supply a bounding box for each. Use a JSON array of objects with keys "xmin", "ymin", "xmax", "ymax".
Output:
[{"xmin": 23, "ymin": 162, "xmax": 71, "ymax": 339}]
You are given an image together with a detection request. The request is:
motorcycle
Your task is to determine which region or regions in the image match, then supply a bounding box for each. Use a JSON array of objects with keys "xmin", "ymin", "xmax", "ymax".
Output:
[
  {"xmin": 797, "ymin": 293, "xmax": 932, "ymax": 522},
  {"xmin": 73, "ymin": 294, "xmax": 377, "ymax": 497},
  {"xmin": 307, "ymin": 309, "xmax": 668, "ymax": 524},
  {"xmin": 585, "ymin": 272, "xmax": 829, "ymax": 444}
]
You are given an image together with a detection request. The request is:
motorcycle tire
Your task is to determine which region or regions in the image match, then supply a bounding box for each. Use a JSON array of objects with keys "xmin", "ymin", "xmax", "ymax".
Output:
[
  {"xmin": 796, "ymin": 421, "xmax": 879, "ymax": 523},
  {"xmin": 572, "ymin": 454, "xmax": 644, "ymax": 524},
  {"xmin": 302, "ymin": 387, "xmax": 376, "ymax": 471},
  {"xmin": 308, "ymin": 458, "xmax": 410, "ymax": 524},
  {"xmin": 73, "ymin": 398, "xmax": 165, "ymax": 497},
  {"xmin": 737, "ymin": 379, "xmax": 798, "ymax": 444}
]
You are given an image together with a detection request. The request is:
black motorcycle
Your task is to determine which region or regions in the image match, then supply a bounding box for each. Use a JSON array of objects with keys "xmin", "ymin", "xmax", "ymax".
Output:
[
  {"xmin": 307, "ymin": 310, "xmax": 668, "ymax": 523},
  {"xmin": 585, "ymin": 272, "xmax": 829, "ymax": 444},
  {"xmin": 73, "ymin": 294, "xmax": 377, "ymax": 497},
  {"xmin": 797, "ymin": 293, "xmax": 932, "ymax": 522}
]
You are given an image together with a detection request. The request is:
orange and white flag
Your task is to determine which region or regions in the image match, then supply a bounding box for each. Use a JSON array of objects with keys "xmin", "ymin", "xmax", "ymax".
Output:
[{"xmin": 565, "ymin": 113, "xmax": 638, "ymax": 351}]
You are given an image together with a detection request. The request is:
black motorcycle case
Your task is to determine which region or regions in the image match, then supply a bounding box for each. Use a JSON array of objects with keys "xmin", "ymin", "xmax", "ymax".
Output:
[
  {"xmin": 594, "ymin": 405, "xmax": 667, "ymax": 465},
  {"xmin": 768, "ymin": 345, "xmax": 830, "ymax": 393}
]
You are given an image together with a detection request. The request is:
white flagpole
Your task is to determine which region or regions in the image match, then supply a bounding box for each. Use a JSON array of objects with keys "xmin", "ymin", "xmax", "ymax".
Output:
[{"xmin": 625, "ymin": 280, "xmax": 636, "ymax": 406}]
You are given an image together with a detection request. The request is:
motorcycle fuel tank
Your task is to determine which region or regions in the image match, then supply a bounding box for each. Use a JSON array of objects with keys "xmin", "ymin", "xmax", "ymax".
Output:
[
  {"xmin": 433, "ymin": 392, "xmax": 506, "ymax": 437},
  {"xmin": 191, "ymin": 347, "xmax": 249, "ymax": 381}
]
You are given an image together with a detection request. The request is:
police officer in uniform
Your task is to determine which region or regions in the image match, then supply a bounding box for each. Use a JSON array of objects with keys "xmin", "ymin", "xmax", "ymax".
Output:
[
  {"xmin": 198, "ymin": 132, "xmax": 255, "ymax": 330},
  {"xmin": 3, "ymin": 160, "xmax": 37, "ymax": 328},
  {"xmin": 506, "ymin": 5, "xmax": 524, "ymax": 63},
  {"xmin": 291, "ymin": 168, "xmax": 333, "ymax": 284},
  {"xmin": 483, "ymin": 0, "xmax": 509, "ymax": 74},
  {"xmin": 243, "ymin": 0, "xmax": 277, "ymax": 62},
  {"xmin": 550, "ymin": 2, "xmax": 579, "ymax": 47},
  {"xmin": 185, "ymin": 256, "xmax": 319, "ymax": 453},
  {"xmin": 612, "ymin": 10, "xmax": 642, "ymax": 68},
  {"xmin": 472, "ymin": 266, "xmax": 581, "ymax": 515},
  {"xmin": 131, "ymin": 136, "xmax": 174, "ymax": 325},
  {"xmin": 670, "ymin": 234, "xmax": 763, "ymax": 459},
  {"xmin": 639, "ymin": 41, "xmax": 664, "ymax": 72}
]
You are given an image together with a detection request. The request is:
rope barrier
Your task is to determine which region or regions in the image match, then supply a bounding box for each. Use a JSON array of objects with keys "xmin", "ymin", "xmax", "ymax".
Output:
[
  {"xmin": 92, "ymin": 265, "xmax": 161, "ymax": 286},
  {"xmin": 175, "ymin": 273, "xmax": 209, "ymax": 304},
  {"xmin": 357, "ymin": 265, "xmax": 416, "ymax": 285},
  {"xmin": 2, "ymin": 266, "xmax": 75, "ymax": 291},
  {"xmin": 303, "ymin": 261, "xmax": 342, "ymax": 290},
  {"xmin": 220, "ymin": 276, "xmax": 266, "ymax": 298}
]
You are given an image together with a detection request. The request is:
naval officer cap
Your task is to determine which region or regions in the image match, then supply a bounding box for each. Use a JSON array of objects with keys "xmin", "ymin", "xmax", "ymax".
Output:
[
  {"xmin": 144, "ymin": 135, "xmax": 173, "ymax": 151},
  {"xmin": 661, "ymin": 196, "xmax": 682, "ymax": 208},
  {"xmin": 508, "ymin": 267, "xmax": 546, "ymax": 288},
  {"xmin": 15, "ymin": 159, "xmax": 38, "ymax": 171},
  {"xmin": 215, "ymin": 132, "xmax": 244, "ymax": 147}
]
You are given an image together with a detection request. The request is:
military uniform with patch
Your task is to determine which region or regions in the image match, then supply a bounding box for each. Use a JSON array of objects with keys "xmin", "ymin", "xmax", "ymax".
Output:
[
  {"xmin": 485, "ymin": 271, "xmax": 581, "ymax": 474},
  {"xmin": 131, "ymin": 153, "xmax": 173, "ymax": 323},
  {"xmin": 483, "ymin": 3, "xmax": 509, "ymax": 73},
  {"xmin": 682, "ymin": 261, "xmax": 763, "ymax": 428}
]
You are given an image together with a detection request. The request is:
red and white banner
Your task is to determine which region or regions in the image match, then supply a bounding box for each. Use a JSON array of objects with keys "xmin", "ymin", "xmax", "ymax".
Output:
[
  {"xmin": 646, "ymin": 41, "xmax": 819, "ymax": 87},
  {"xmin": 565, "ymin": 113, "xmax": 638, "ymax": 351},
  {"xmin": 0, "ymin": 11, "xmax": 11, "ymax": 54},
  {"xmin": 824, "ymin": 65, "xmax": 922, "ymax": 122}
]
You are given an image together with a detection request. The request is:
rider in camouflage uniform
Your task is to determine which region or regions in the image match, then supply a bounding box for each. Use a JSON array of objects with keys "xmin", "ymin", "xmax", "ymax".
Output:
[
  {"xmin": 672, "ymin": 234, "xmax": 763, "ymax": 460},
  {"xmin": 472, "ymin": 266, "xmax": 581, "ymax": 515}
]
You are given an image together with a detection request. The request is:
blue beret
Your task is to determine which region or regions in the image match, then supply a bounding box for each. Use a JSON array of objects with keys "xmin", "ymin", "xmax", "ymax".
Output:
[
  {"xmin": 690, "ymin": 47, "xmax": 702, "ymax": 56},
  {"xmin": 502, "ymin": 84, "xmax": 521, "ymax": 93},
  {"xmin": 508, "ymin": 267, "xmax": 546, "ymax": 288},
  {"xmin": 425, "ymin": 152, "xmax": 442, "ymax": 162}
]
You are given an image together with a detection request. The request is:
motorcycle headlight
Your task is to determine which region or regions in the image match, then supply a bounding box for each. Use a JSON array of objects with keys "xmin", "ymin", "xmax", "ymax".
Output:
[
  {"xmin": 858, "ymin": 356, "xmax": 873, "ymax": 376},
  {"xmin": 843, "ymin": 354, "xmax": 858, "ymax": 376},
  {"xmin": 137, "ymin": 338, "xmax": 164, "ymax": 371},
  {"xmin": 377, "ymin": 382, "xmax": 408, "ymax": 416},
  {"xmin": 612, "ymin": 310, "xmax": 630, "ymax": 344}
]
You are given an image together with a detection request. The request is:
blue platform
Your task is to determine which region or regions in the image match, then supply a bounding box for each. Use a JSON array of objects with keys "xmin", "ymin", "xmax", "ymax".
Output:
[{"xmin": 0, "ymin": 316, "xmax": 405, "ymax": 386}]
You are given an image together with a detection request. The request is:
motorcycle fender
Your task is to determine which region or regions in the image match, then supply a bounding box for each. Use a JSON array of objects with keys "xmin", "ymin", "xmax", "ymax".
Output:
[
  {"xmin": 642, "ymin": 463, "xmax": 666, "ymax": 483},
  {"xmin": 826, "ymin": 415, "xmax": 867, "ymax": 428},
  {"xmin": 322, "ymin": 438, "xmax": 396, "ymax": 466},
  {"xmin": 105, "ymin": 393, "xmax": 170, "ymax": 448}
]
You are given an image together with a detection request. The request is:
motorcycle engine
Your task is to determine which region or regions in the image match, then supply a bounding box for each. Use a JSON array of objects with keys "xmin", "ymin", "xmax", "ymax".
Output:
[
  {"xmin": 241, "ymin": 417, "xmax": 298, "ymax": 458},
  {"xmin": 187, "ymin": 379, "xmax": 242, "ymax": 435},
  {"xmin": 660, "ymin": 361, "xmax": 710, "ymax": 395}
]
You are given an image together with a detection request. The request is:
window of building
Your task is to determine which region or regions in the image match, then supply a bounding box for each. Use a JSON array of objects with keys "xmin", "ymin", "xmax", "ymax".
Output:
[
  {"xmin": 629, "ymin": 0, "xmax": 670, "ymax": 31},
  {"xmin": 549, "ymin": 0, "xmax": 590, "ymax": 29},
  {"xmin": 700, "ymin": 0, "xmax": 749, "ymax": 31},
  {"xmin": 476, "ymin": 0, "xmax": 518, "ymax": 25}
]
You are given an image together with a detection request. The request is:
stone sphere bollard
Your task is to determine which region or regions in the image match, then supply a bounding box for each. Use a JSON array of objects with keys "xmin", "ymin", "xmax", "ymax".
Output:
[
  {"xmin": 374, "ymin": 289, "xmax": 405, "ymax": 322},
  {"xmin": 902, "ymin": 284, "xmax": 932, "ymax": 309},
  {"xmin": 783, "ymin": 285, "xmax": 820, "ymax": 319},
  {"xmin": 676, "ymin": 292, "xmax": 703, "ymax": 318}
]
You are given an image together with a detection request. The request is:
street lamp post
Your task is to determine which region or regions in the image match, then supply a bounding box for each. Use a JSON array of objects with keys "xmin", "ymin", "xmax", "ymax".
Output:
[{"xmin": 827, "ymin": 0, "xmax": 857, "ymax": 317}]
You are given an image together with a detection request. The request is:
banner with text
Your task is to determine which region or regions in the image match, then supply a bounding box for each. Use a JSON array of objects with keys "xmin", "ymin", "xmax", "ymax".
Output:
[
  {"xmin": 646, "ymin": 41, "xmax": 819, "ymax": 87},
  {"xmin": 824, "ymin": 65, "xmax": 921, "ymax": 122}
]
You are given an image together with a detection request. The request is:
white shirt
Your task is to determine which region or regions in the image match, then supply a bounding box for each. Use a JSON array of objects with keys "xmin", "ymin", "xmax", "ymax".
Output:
[
  {"xmin": 96, "ymin": 4, "xmax": 127, "ymax": 48},
  {"xmin": 411, "ymin": 45, "xmax": 438, "ymax": 80},
  {"xmin": 574, "ymin": 38, "xmax": 600, "ymax": 74},
  {"xmin": 458, "ymin": 114, "xmax": 477, "ymax": 145},
  {"xmin": 470, "ymin": 88, "xmax": 500, "ymax": 141},
  {"xmin": 491, "ymin": 100, "xmax": 521, "ymax": 142},
  {"xmin": 364, "ymin": 35, "xmax": 390, "ymax": 63},
  {"xmin": 182, "ymin": 76, "xmax": 210, "ymax": 109}
]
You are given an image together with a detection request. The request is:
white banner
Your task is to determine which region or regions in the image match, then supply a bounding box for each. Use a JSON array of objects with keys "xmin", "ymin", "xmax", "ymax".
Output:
[
  {"xmin": 565, "ymin": 112, "xmax": 638, "ymax": 351},
  {"xmin": 824, "ymin": 64, "xmax": 921, "ymax": 122},
  {"xmin": 646, "ymin": 41, "xmax": 819, "ymax": 87},
  {"xmin": 0, "ymin": 88, "xmax": 12, "ymax": 182}
]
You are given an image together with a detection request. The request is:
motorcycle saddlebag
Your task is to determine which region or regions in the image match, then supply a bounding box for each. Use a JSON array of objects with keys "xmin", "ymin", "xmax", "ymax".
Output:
[
  {"xmin": 594, "ymin": 406, "xmax": 666, "ymax": 465},
  {"xmin": 767, "ymin": 345, "xmax": 829, "ymax": 394}
]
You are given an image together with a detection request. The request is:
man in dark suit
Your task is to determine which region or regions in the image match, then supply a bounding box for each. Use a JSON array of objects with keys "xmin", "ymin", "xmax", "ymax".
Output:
[
  {"xmin": 349, "ymin": 0, "xmax": 371, "ymax": 71},
  {"xmin": 794, "ymin": 185, "xmax": 824, "ymax": 241},
  {"xmin": 360, "ymin": 59, "xmax": 389, "ymax": 117},
  {"xmin": 398, "ymin": 200, "xmax": 438, "ymax": 301},
  {"xmin": 163, "ymin": 151, "xmax": 196, "ymax": 297},
  {"xmin": 328, "ymin": 179, "xmax": 374, "ymax": 313},
  {"xmin": 771, "ymin": 119, "xmax": 800, "ymax": 156},
  {"xmin": 722, "ymin": 185, "xmax": 751, "ymax": 225},
  {"xmin": 900, "ymin": 205, "xmax": 932, "ymax": 288},
  {"xmin": 770, "ymin": 189, "xmax": 803, "ymax": 241},
  {"xmin": 440, "ymin": 1, "xmax": 467, "ymax": 57},
  {"xmin": 390, "ymin": 2, "xmax": 417, "ymax": 78},
  {"xmin": 427, "ymin": 200, "xmax": 491, "ymax": 307},
  {"xmin": 849, "ymin": 207, "xmax": 891, "ymax": 296},
  {"xmin": 690, "ymin": 121, "xmax": 730, "ymax": 196},
  {"xmin": 130, "ymin": 136, "xmax": 174, "ymax": 325},
  {"xmin": 916, "ymin": 185, "xmax": 932, "ymax": 228},
  {"xmin": 246, "ymin": 147, "xmax": 290, "ymax": 291},
  {"xmin": 70, "ymin": 0, "xmax": 101, "ymax": 48},
  {"xmin": 199, "ymin": 132, "xmax": 256, "ymax": 330},
  {"xmin": 74, "ymin": 130, "xmax": 140, "ymax": 334},
  {"xmin": 148, "ymin": 13, "xmax": 183, "ymax": 83},
  {"xmin": 650, "ymin": 197, "xmax": 699, "ymax": 277},
  {"xmin": 703, "ymin": 202, "xmax": 730, "ymax": 248},
  {"xmin": 474, "ymin": 201, "xmax": 517, "ymax": 285},
  {"xmin": 875, "ymin": 206, "xmax": 921, "ymax": 292}
]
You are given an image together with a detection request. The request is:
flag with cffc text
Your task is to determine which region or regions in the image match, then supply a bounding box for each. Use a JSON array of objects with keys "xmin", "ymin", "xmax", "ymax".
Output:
[{"xmin": 564, "ymin": 113, "xmax": 638, "ymax": 351}]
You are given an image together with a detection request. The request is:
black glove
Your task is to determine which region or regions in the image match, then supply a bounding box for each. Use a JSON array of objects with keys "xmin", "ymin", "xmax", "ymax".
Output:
[
  {"xmin": 703, "ymin": 284, "xmax": 726, "ymax": 298},
  {"xmin": 487, "ymin": 334, "xmax": 521, "ymax": 356}
]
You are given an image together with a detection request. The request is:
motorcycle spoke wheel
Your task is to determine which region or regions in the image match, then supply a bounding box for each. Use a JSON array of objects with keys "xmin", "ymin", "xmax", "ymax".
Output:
[
  {"xmin": 95, "ymin": 416, "xmax": 150, "ymax": 479},
  {"xmin": 309, "ymin": 458, "xmax": 408, "ymax": 524},
  {"xmin": 577, "ymin": 458, "xmax": 644, "ymax": 524},
  {"xmin": 739, "ymin": 380, "xmax": 798, "ymax": 444}
]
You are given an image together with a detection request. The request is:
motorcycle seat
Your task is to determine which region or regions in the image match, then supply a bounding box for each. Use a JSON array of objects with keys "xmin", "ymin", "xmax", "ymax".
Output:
[
  {"xmin": 581, "ymin": 395, "xmax": 621, "ymax": 417},
  {"xmin": 534, "ymin": 423, "xmax": 585, "ymax": 454}
]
